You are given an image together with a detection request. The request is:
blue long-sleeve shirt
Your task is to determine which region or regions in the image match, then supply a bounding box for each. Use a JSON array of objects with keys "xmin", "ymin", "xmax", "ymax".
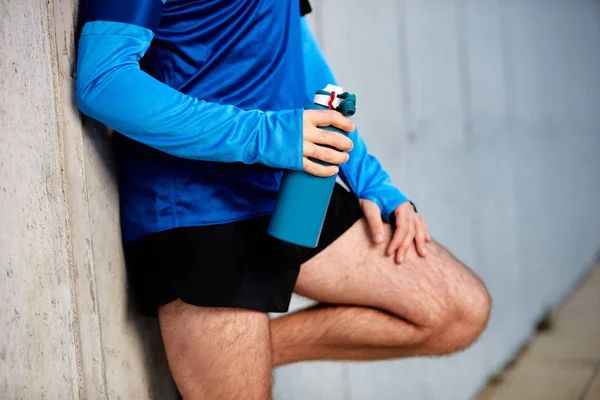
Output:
[{"xmin": 76, "ymin": 0, "xmax": 412, "ymax": 243}]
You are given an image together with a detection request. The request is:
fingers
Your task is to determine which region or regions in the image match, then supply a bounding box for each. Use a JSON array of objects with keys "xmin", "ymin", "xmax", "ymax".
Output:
[
  {"xmin": 415, "ymin": 220, "xmax": 427, "ymax": 258},
  {"xmin": 303, "ymin": 141, "xmax": 350, "ymax": 166},
  {"xmin": 360, "ymin": 199, "xmax": 385, "ymax": 244},
  {"xmin": 395, "ymin": 225, "xmax": 415, "ymax": 264},
  {"xmin": 302, "ymin": 157, "xmax": 339, "ymax": 177},
  {"xmin": 387, "ymin": 209, "xmax": 429, "ymax": 264},
  {"xmin": 306, "ymin": 109, "xmax": 355, "ymax": 133},
  {"xmin": 421, "ymin": 215, "xmax": 432, "ymax": 242},
  {"xmin": 304, "ymin": 110, "xmax": 355, "ymax": 153},
  {"xmin": 386, "ymin": 225, "xmax": 405, "ymax": 260},
  {"xmin": 304, "ymin": 127, "xmax": 354, "ymax": 153}
]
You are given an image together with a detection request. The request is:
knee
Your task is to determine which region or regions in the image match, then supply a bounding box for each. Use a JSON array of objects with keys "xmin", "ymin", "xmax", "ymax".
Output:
[{"xmin": 423, "ymin": 275, "xmax": 491, "ymax": 355}]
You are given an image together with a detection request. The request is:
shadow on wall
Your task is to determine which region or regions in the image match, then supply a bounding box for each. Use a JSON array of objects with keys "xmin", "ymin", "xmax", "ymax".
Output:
[
  {"xmin": 75, "ymin": 2, "xmax": 178, "ymax": 396},
  {"xmin": 80, "ymin": 98, "xmax": 178, "ymax": 399}
]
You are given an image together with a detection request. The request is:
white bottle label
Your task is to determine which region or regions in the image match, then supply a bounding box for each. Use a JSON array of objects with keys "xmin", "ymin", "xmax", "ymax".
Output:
[{"xmin": 313, "ymin": 84, "xmax": 344, "ymax": 109}]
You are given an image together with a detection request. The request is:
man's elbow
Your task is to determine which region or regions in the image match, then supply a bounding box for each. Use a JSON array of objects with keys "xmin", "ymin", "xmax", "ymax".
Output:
[
  {"xmin": 75, "ymin": 67, "xmax": 129, "ymax": 126},
  {"xmin": 75, "ymin": 77, "xmax": 95, "ymax": 117}
]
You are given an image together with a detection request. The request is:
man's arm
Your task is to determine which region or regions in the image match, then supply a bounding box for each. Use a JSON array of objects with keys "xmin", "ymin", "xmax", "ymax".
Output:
[
  {"xmin": 76, "ymin": 0, "xmax": 303, "ymax": 171},
  {"xmin": 300, "ymin": 17, "xmax": 414, "ymax": 220}
]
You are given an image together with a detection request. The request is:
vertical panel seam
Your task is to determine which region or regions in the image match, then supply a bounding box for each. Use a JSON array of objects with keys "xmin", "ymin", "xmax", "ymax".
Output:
[
  {"xmin": 500, "ymin": 0, "xmax": 516, "ymax": 125},
  {"xmin": 456, "ymin": 0, "xmax": 473, "ymax": 138},
  {"xmin": 43, "ymin": 0, "xmax": 85, "ymax": 397},
  {"xmin": 45, "ymin": 0, "xmax": 109, "ymax": 397},
  {"xmin": 396, "ymin": 0, "xmax": 414, "ymax": 142}
]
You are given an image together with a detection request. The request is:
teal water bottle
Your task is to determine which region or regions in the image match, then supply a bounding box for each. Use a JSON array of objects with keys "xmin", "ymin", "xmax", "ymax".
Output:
[{"xmin": 268, "ymin": 84, "xmax": 357, "ymax": 247}]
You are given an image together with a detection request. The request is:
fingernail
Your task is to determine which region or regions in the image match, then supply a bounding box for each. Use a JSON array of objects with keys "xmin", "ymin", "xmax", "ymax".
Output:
[
  {"xmin": 399, "ymin": 255, "xmax": 405, "ymax": 264},
  {"xmin": 374, "ymin": 234, "xmax": 384, "ymax": 243}
]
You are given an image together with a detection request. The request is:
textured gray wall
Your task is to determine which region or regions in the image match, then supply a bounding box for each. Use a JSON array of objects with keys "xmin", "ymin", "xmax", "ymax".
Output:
[
  {"xmin": 0, "ymin": 0, "xmax": 79, "ymax": 397},
  {"xmin": 1, "ymin": 0, "xmax": 174, "ymax": 398},
  {"xmin": 274, "ymin": 1, "xmax": 600, "ymax": 399},
  {"xmin": 1, "ymin": 0, "xmax": 599, "ymax": 399}
]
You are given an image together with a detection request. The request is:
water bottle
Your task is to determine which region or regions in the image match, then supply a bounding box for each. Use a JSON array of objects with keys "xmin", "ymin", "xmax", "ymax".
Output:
[{"xmin": 268, "ymin": 84, "xmax": 357, "ymax": 247}]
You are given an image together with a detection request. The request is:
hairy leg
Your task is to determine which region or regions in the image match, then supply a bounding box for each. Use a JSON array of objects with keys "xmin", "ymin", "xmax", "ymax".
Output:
[
  {"xmin": 271, "ymin": 219, "xmax": 491, "ymax": 366},
  {"xmin": 159, "ymin": 300, "xmax": 272, "ymax": 400}
]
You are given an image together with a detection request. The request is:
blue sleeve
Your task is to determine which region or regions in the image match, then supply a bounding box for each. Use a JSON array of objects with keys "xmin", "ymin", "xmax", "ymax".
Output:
[
  {"xmin": 300, "ymin": 18, "xmax": 414, "ymax": 220},
  {"xmin": 75, "ymin": 1, "xmax": 303, "ymax": 171}
]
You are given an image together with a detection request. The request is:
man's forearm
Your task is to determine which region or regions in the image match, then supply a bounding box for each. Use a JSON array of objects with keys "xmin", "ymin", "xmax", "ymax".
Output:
[
  {"xmin": 76, "ymin": 20, "xmax": 304, "ymax": 171},
  {"xmin": 300, "ymin": 17, "xmax": 413, "ymax": 219}
]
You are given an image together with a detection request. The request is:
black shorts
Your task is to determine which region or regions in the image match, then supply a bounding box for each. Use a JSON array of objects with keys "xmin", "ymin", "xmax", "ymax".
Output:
[{"xmin": 124, "ymin": 183, "xmax": 364, "ymax": 316}]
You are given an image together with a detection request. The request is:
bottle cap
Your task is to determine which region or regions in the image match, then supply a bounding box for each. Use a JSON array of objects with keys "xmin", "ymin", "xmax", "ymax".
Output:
[{"xmin": 314, "ymin": 84, "xmax": 344, "ymax": 109}]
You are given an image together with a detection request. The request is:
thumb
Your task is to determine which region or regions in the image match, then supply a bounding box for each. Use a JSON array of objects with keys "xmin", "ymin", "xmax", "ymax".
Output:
[{"xmin": 360, "ymin": 199, "xmax": 385, "ymax": 244}]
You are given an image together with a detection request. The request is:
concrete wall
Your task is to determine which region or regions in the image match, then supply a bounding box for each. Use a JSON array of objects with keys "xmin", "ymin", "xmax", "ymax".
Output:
[
  {"xmin": 0, "ymin": 0, "xmax": 599, "ymax": 399},
  {"xmin": 1, "ymin": 0, "xmax": 174, "ymax": 398},
  {"xmin": 0, "ymin": 0, "xmax": 79, "ymax": 397}
]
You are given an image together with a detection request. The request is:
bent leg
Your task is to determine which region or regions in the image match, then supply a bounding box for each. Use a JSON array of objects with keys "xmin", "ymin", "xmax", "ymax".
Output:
[
  {"xmin": 159, "ymin": 300, "xmax": 272, "ymax": 400},
  {"xmin": 271, "ymin": 219, "xmax": 491, "ymax": 366}
]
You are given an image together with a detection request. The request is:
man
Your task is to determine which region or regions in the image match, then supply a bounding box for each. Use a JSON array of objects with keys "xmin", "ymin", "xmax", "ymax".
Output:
[{"xmin": 76, "ymin": 0, "xmax": 491, "ymax": 398}]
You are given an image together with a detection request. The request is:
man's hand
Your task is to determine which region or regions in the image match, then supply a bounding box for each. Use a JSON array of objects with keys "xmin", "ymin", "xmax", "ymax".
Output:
[
  {"xmin": 359, "ymin": 199, "xmax": 431, "ymax": 264},
  {"xmin": 302, "ymin": 110, "xmax": 355, "ymax": 177}
]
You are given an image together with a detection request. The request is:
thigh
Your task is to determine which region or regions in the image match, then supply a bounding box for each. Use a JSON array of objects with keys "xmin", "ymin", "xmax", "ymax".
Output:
[
  {"xmin": 158, "ymin": 300, "xmax": 272, "ymax": 400},
  {"xmin": 295, "ymin": 218, "xmax": 488, "ymax": 328}
]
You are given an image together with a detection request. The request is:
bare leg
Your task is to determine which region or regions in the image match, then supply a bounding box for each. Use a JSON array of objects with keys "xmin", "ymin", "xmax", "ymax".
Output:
[
  {"xmin": 271, "ymin": 219, "xmax": 491, "ymax": 366},
  {"xmin": 159, "ymin": 300, "xmax": 272, "ymax": 400}
]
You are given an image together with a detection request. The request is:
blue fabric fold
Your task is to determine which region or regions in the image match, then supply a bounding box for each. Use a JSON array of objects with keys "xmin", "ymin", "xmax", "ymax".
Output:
[{"xmin": 81, "ymin": 0, "xmax": 165, "ymax": 32}]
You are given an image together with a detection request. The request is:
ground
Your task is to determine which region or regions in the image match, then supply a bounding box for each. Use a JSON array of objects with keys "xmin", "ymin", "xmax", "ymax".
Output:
[{"xmin": 477, "ymin": 264, "xmax": 600, "ymax": 400}]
